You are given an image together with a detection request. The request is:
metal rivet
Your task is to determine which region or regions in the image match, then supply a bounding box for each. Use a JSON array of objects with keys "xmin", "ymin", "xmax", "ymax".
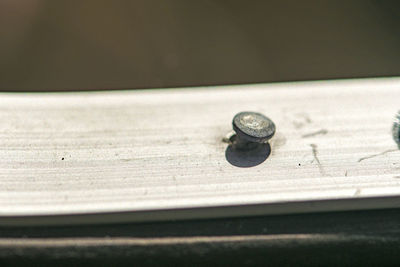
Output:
[
  {"xmin": 393, "ymin": 111, "xmax": 400, "ymax": 148},
  {"xmin": 231, "ymin": 111, "xmax": 276, "ymax": 150}
]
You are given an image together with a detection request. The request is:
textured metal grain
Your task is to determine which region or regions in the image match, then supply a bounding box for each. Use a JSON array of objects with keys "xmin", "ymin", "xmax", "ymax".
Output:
[{"xmin": 0, "ymin": 78, "xmax": 399, "ymax": 225}]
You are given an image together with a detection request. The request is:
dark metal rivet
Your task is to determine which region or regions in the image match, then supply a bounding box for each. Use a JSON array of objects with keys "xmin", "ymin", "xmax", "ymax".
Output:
[
  {"xmin": 393, "ymin": 111, "xmax": 400, "ymax": 148},
  {"xmin": 232, "ymin": 111, "xmax": 276, "ymax": 150}
]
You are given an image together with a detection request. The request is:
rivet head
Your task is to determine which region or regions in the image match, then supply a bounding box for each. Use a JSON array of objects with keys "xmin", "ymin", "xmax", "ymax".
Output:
[
  {"xmin": 393, "ymin": 111, "xmax": 400, "ymax": 148},
  {"xmin": 232, "ymin": 111, "xmax": 276, "ymax": 150}
]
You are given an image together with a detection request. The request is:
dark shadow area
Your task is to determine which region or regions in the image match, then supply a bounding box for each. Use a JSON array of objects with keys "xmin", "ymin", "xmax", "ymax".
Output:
[
  {"xmin": 1, "ymin": 209, "xmax": 400, "ymax": 266},
  {"xmin": 1, "ymin": 208, "xmax": 399, "ymax": 238},
  {"xmin": 225, "ymin": 142, "xmax": 271, "ymax": 167},
  {"xmin": 1, "ymin": 1, "xmax": 400, "ymax": 91}
]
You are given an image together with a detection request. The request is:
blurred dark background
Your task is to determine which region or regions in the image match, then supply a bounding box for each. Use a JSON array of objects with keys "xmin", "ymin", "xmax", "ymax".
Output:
[{"xmin": 1, "ymin": 0, "xmax": 400, "ymax": 91}]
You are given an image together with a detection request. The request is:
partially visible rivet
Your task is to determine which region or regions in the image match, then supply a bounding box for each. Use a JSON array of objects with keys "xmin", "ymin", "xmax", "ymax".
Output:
[
  {"xmin": 393, "ymin": 111, "xmax": 400, "ymax": 148},
  {"xmin": 232, "ymin": 111, "xmax": 276, "ymax": 150}
]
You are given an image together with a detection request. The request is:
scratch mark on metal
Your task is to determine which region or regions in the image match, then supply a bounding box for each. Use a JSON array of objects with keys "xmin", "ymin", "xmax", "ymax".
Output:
[
  {"xmin": 293, "ymin": 113, "xmax": 312, "ymax": 129},
  {"xmin": 310, "ymin": 144, "xmax": 325, "ymax": 175},
  {"xmin": 357, "ymin": 149, "xmax": 397, "ymax": 162},
  {"xmin": 302, "ymin": 129, "xmax": 328, "ymax": 138},
  {"xmin": 310, "ymin": 144, "xmax": 320, "ymax": 164},
  {"xmin": 298, "ymin": 113, "xmax": 312, "ymax": 123}
]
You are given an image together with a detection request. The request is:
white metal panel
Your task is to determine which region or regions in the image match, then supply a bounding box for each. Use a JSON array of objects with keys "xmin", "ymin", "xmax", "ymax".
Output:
[{"xmin": 0, "ymin": 78, "xmax": 399, "ymax": 225}]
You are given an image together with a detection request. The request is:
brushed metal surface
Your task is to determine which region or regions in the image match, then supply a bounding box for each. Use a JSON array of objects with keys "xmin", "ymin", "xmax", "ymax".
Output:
[{"xmin": 0, "ymin": 78, "xmax": 400, "ymax": 225}]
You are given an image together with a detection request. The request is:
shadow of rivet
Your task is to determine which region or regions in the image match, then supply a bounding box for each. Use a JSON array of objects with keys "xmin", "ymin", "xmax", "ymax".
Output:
[{"xmin": 225, "ymin": 142, "xmax": 271, "ymax": 168}]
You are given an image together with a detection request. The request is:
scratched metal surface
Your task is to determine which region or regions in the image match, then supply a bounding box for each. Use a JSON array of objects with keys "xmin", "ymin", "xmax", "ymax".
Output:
[{"xmin": 0, "ymin": 78, "xmax": 400, "ymax": 225}]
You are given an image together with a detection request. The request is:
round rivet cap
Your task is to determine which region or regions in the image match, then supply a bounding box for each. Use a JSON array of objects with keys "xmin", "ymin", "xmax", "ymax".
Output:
[
  {"xmin": 393, "ymin": 111, "xmax": 400, "ymax": 148},
  {"xmin": 232, "ymin": 111, "xmax": 276, "ymax": 143}
]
